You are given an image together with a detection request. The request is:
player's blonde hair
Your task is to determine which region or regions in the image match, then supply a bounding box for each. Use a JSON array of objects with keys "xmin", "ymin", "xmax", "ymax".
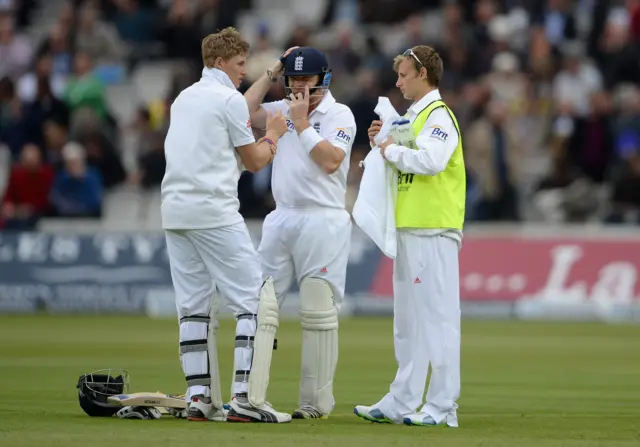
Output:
[
  {"xmin": 393, "ymin": 45, "xmax": 443, "ymax": 87},
  {"xmin": 201, "ymin": 27, "xmax": 250, "ymax": 68}
]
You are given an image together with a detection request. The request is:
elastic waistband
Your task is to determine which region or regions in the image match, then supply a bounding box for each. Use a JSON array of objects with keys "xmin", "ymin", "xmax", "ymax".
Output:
[{"xmin": 275, "ymin": 205, "xmax": 346, "ymax": 213}]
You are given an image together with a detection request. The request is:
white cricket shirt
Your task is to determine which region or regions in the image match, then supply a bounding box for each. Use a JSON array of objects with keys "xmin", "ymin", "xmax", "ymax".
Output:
[
  {"xmin": 161, "ymin": 68, "xmax": 255, "ymax": 229},
  {"xmin": 261, "ymin": 91, "xmax": 356, "ymax": 209}
]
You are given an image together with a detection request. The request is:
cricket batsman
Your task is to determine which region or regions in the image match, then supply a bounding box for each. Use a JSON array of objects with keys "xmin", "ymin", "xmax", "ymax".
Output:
[
  {"xmin": 354, "ymin": 45, "xmax": 465, "ymax": 427},
  {"xmin": 244, "ymin": 47, "xmax": 357, "ymax": 419},
  {"xmin": 160, "ymin": 27, "xmax": 291, "ymax": 423}
]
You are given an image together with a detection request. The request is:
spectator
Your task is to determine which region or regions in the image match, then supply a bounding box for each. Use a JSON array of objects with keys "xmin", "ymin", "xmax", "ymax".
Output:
[
  {"xmin": 43, "ymin": 117, "xmax": 70, "ymax": 168},
  {"xmin": 608, "ymin": 134, "xmax": 640, "ymax": 223},
  {"xmin": 50, "ymin": 142, "xmax": 103, "ymax": 218},
  {"xmin": 135, "ymin": 130, "xmax": 165, "ymax": 190},
  {"xmin": 20, "ymin": 64, "xmax": 70, "ymax": 150},
  {"xmin": 245, "ymin": 23, "xmax": 282, "ymax": 84},
  {"xmin": 111, "ymin": 0, "xmax": 157, "ymax": 44},
  {"xmin": 552, "ymin": 40, "xmax": 603, "ymax": 118},
  {"xmin": 62, "ymin": 52, "xmax": 108, "ymax": 122},
  {"xmin": 36, "ymin": 23, "xmax": 73, "ymax": 78},
  {"xmin": 1, "ymin": 143, "xmax": 54, "ymax": 229},
  {"xmin": 74, "ymin": 6, "xmax": 126, "ymax": 66},
  {"xmin": 16, "ymin": 52, "xmax": 67, "ymax": 103},
  {"xmin": 160, "ymin": 0, "xmax": 201, "ymax": 63},
  {"xmin": 465, "ymin": 100, "xmax": 522, "ymax": 221},
  {"xmin": 80, "ymin": 131, "xmax": 126, "ymax": 190},
  {"xmin": 0, "ymin": 14, "xmax": 33, "ymax": 79},
  {"xmin": 0, "ymin": 75, "xmax": 25, "ymax": 157}
]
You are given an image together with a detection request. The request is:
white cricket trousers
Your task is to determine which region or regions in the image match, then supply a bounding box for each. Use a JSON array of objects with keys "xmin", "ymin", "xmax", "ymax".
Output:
[
  {"xmin": 165, "ymin": 223, "xmax": 263, "ymax": 401},
  {"xmin": 376, "ymin": 232, "xmax": 461, "ymax": 427},
  {"xmin": 258, "ymin": 206, "xmax": 352, "ymax": 307}
]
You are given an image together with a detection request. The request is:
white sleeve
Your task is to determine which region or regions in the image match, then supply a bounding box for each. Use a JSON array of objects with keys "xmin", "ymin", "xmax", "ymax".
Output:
[
  {"xmin": 261, "ymin": 100, "xmax": 287, "ymax": 115},
  {"xmin": 384, "ymin": 107, "xmax": 459, "ymax": 175},
  {"xmin": 225, "ymin": 93, "xmax": 256, "ymax": 147},
  {"xmin": 321, "ymin": 107, "xmax": 357, "ymax": 154}
]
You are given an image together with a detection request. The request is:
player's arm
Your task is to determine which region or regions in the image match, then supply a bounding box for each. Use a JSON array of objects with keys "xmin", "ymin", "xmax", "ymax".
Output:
[
  {"xmin": 380, "ymin": 108, "xmax": 458, "ymax": 175},
  {"xmin": 290, "ymin": 86, "xmax": 354, "ymax": 174},
  {"xmin": 244, "ymin": 46, "xmax": 299, "ymax": 129},
  {"xmin": 293, "ymin": 116, "xmax": 353, "ymax": 175},
  {"xmin": 226, "ymin": 93, "xmax": 287, "ymax": 173}
]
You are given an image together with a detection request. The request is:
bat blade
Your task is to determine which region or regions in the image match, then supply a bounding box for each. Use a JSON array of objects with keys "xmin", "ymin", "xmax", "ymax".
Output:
[{"xmin": 107, "ymin": 392, "xmax": 187, "ymax": 409}]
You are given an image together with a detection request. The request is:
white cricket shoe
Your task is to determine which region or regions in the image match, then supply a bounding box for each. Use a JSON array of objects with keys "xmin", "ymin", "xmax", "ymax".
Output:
[
  {"xmin": 226, "ymin": 394, "xmax": 292, "ymax": 423},
  {"xmin": 187, "ymin": 396, "xmax": 227, "ymax": 422},
  {"xmin": 403, "ymin": 411, "xmax": 458, "ymax": 428},
  {"xmin": 353, "ymin": 405, "xmax": 393, "ymax": 424}
]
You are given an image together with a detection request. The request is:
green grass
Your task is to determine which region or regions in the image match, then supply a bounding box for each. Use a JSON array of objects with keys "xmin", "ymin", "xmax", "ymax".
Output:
[{"xmin": 0, "ymin": 316, "xmax": 639, "ymax": 446}]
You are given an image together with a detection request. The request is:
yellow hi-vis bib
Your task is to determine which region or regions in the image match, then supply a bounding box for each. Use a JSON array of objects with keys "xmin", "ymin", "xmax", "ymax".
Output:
[{"xmin": 395, "ymin": 99, "xmax": 466, "ymax": 230}]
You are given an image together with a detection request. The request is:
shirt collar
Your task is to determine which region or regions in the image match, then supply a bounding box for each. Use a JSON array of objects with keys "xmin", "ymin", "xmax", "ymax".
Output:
[
  {"xmin": 409, "ymin": 88, "xmax": 442, "ymax": 115},
  {"xmin": 201, "ymin": 67, "xmax": 236, "ymax": 90},
  {"xmin": 313, "ymin": 91, "xmax": 336, "ymax": 115}
]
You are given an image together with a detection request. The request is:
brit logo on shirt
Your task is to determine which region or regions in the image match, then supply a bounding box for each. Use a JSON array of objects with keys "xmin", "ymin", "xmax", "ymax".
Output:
[
  {"xmin": 335, "ymin": 128, "xmax": 351, "ymax": 144},
  {"xmin": 313, "ymin": 122, "xmax": 321, "ymax": 132},
  {"xmin": 429, "ymin": 125, "xmax": 448, "ymax": 141},
  {"xmin": 285, "ymin": 118, "xmax": 295, "ymax": 132}
]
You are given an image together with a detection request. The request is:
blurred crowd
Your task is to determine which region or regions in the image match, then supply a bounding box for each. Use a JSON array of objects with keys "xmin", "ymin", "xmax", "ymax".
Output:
[{"xmin": 1, "ymin": 0, "xmax": 640, "ymax": 230}]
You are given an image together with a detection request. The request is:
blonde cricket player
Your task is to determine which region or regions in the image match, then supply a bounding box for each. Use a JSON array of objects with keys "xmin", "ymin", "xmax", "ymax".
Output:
[
  {"xmin": 354, "ymin": 45, "xmax": 465, "ymax": 427},
  {"xmin": 244, "ymin": 47, "xmax": 356, "ymax": 419},
  {"xmin": 161, "ymin": 27, "xmax": 292, "ymax": 423}
]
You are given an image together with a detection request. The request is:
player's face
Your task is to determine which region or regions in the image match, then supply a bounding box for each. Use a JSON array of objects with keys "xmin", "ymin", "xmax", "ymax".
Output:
[
  {"xmin": 219, "ymin": 54, "xmax": 247, "ymax": 88},
  {"xmin": 288, "ymin": 75, "xmax": 321, "ymax": 94},
  {"xmin": 288, "ymin": 75, "xmax": 323, "ymax": 106},
  {"xmin": 395, "ymin": 58, "xmax": 422, "ymax": 101}
]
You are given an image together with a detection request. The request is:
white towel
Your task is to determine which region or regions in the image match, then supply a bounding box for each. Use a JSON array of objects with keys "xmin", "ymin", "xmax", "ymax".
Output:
[{"xmin": 352, "ymin": 97, "xmax": 401, "ymax": 259}]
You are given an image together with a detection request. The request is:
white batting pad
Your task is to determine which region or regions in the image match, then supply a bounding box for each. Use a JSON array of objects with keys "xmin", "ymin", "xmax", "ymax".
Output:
[
  {"xmin": 248, "ymin": 277, "xmax": 279, "ymax": 407},
  {"xmin": 208, "ymin": 292, "xmax": 223, "ymax": 409},
  {"xmin": 299, "ymin": 277, "xmax": 339, "ymax": 414},
  {"xmin": 232, "ymin": 315, "xmax": 257, "ymax": 396}
]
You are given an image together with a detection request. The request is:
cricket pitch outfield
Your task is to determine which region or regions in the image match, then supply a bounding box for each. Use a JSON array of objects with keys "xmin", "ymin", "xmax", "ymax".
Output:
[{"xmin": 0, "ymin": 315, "xmax": 639, "ymax": 447}]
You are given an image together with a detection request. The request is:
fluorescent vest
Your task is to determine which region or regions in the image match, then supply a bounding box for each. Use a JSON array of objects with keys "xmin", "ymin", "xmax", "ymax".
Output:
[{"xmin": 395, "ymin": 99, "xmax": 466, "ymax": 230}]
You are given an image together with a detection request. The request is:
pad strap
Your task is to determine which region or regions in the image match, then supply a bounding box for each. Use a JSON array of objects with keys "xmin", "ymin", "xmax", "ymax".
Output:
[
  {"xmin": 186, "ymin": 373, "xmax": 210, "ymax": 387},
  {"xmin": 179, "ymin": 339, "xmax": 208, "ymax": 354}
]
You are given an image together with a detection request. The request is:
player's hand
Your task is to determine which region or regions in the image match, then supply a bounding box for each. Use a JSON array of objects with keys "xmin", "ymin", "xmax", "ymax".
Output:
[
  {"xmin": 266, "ymin": 110, "xmax": 288, "ymax": 139},
  {"xmin": 379, "ymin": 136, "xmax": 393, "ymax": 159},
  {"xmin": 368, "ymin": 120, "xmax": 382, "ymax": 145},
  {"xmin": 268, "ymin": 46, "xmax": 300, "ymax": 77},
  {"xmin": 289, "ymin": 85, "xmax": 310, "ymax": 122}
]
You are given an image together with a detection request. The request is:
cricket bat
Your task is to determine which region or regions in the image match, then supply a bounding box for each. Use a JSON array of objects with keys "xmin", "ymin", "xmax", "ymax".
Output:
[{"xmin": 108, "ymin": 392, "xmax": 187, "ymax": 409}]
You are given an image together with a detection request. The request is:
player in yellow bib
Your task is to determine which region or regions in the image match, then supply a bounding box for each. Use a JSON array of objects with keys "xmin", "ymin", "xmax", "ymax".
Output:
[{"xmin": 354, "ymin": 45, "xmax": 465, "ymax": 428}]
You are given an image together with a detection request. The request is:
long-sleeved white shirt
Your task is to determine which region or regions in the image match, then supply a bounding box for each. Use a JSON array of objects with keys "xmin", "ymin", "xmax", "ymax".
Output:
[{"xmin": 383, "ymin": 89, "xmax": 463, "ymax": 246}]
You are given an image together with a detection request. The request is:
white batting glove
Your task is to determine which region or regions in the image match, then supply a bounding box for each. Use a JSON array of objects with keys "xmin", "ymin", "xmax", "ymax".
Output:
[{"xmin": 390, "ymin": 119, "xmax": 416, "ymax": 149}]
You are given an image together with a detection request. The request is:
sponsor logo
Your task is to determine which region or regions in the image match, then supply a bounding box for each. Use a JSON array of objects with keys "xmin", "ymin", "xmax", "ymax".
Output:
[
  {"xmin": 429, "ymin": 125, "xmax": 448, "ymax": 141},
  {"xmin": 336, "ymin": 128, "xmax": 351, "ymax": 143}
]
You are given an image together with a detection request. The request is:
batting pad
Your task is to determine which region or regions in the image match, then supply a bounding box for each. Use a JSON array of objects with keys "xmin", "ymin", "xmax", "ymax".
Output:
[
  {"xmin": 179, "ymin": 316, "xmax": 211, "ymax": 400},
  {"xmin": 299, "ymin": 277, "xmax": 339, "ymax": 414},
  {"xmin": 248, "ymin": 277, "xmax": 279, "ymax": 407},
  {"xmin": 207, "ymin": 293, "xmax": 223, "ymax": 409}
]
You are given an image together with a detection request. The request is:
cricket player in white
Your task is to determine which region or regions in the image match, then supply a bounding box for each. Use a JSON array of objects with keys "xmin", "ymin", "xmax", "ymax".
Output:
[
  {"xmin": 354, "ymin": 46, "xmax": 465, "ymax": 427},
  {"xmin": 244, "ymin": 47, "xmax": 356, "ymax": 419},
  {"xmin": 161, "ymin": 27, "xmax": 291, "ymax": 423}
]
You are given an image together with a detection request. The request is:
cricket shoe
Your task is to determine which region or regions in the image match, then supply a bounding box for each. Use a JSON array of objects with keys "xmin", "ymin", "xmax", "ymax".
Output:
[
  {"xmin": 403, "ymin": 412, "xmax": 458, "ymax": 428},
  {"xmin": 187, "ymin": 396, "xmax": 228, "ymax": 422},
  {"xmin": 226, "ymin": 394, "xmax": 292, "ymax": 423},
  {"xmin": 353, "ymin": 405, "xmax": 393, "ymax": 424},
  {"xmin": 292, "ymin": 405, "xmax": 328, "ymax": 420}
]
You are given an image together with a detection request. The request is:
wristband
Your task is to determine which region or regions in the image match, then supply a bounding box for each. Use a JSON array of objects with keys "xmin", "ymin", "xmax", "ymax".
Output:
[
  {"xmin": 298, "ymin": 127, "xmax": 324, "ymax": 154},
  {"xmin": 260, "ymin": 137, "xmax": 277, "ymax": 161},
  {"xmin": 266, "ymin": 69, "xmax": 278, "ymax": 83}
]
